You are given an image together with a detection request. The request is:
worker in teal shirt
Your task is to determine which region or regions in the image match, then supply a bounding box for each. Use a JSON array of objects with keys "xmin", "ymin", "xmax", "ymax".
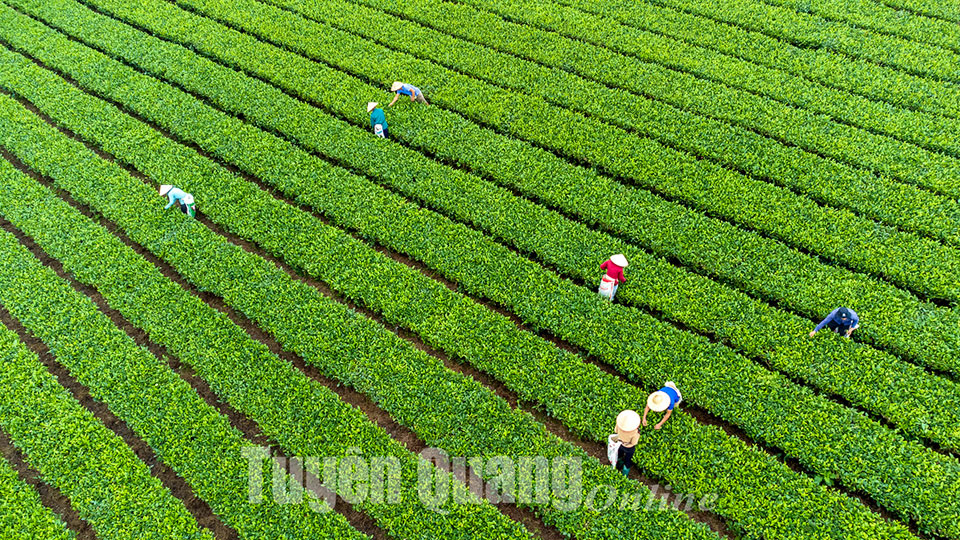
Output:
[
  {"xmin": 367, "ymin": 102, "xmax": 388, "ymax": 138},
  {"xmin": 159, "ymin": 184, "xmax": 196, "ymax": 218}
]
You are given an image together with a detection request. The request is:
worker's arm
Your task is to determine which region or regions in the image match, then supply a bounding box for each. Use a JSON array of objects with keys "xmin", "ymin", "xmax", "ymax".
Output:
[
  {"xmin": 809, "ymin": 308, "xmax": 839, "ymax": 337},
  {"xmin": 845, "ymin": 324, "xmax": 859, "ymax": 338},
  {"xmin": 164, "ymin": 192, "xmax": 176, "ymax": 210},
  {"xmin": 654, "ymin": 409, "xmax": 672, "ymax": 430},
  {"xmin": 388, "ymin": 93, "xmax": 400, "ymax": 107},
  {"xmin": 641, "ymin": 405, "xmax": 650, "ymax": 427}
]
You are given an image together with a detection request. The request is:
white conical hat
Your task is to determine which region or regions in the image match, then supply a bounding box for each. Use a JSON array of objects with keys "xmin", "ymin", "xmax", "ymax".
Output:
[
  {"xmin": 367, "ymin": 102, "xmax": 378, "ymax": 113},
  {"xmin": 159, "ymin": 184, "xmax": 173, "ymax": 196},
  {"xmin": 647, "ymin": 391, "xmax": 670, "ymax": 413},
  {"xmin": 610, "ymin": 254, "xmax": 628, "ymax": 267},
  {"xmin": 391, "ymin": 81, "xmax": 403, "ymax": 91},
  {"xmin": 616, "ymin": 409, "xmax": 640, "ymax": 431}
]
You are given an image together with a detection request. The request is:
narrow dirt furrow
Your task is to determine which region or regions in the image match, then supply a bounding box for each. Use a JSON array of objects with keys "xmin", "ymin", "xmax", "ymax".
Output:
[
  {"xmin": 2, "ymin": 46, "xmax": 944, "ymax": 538},
  {"xmin": 4, "ymin": 87, "xmax": 718, "ymax": 540},
  {"xmin": 0, "ymin": 219, "xmax": 237, "ymax": 540},
  {"xmin": 5, "ymin": 27, "xmax": 948, "ymax": 442},
  {"xmin": 272, "ymin": 0, "xmax": 960, "ymax": 247},
  {"xmin": 0, "ymin": 416, "xmax": 93, "ymax": 539},
  {"xmin": 8, "ymin": 46, "xmax": 945, "ymax": 465},
  {"xmin": 0, "ymin": 153, "xmax": 404, "ymax": 540},
  {"xmin": 0, "ymin": 29, "xmax": 940, "ymax": 536},
  {"xmin": 66, "ymin": 0, "xmax": 954, "ymax": 310}
]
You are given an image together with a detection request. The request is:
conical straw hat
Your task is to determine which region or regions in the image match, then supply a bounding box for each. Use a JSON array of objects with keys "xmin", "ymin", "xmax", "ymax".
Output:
[
  {"xmin": 616, "ymin": 409, "xmax": 640, "ymax": 431},
  {"xmin": 610, "ymin": 254, "xmax": 628, "ymax": 267},
  {"xmin": 391, "ymin": 81, "xmax": 403, "ymax": 91},
  {"xmin": 647, "ymin": 391, "xmax": 670, "ymax": 413},
  {"xmin": 367, "ymin": 102, "xmax": 378, "ymax": 113},
  {"xmin": 159, "ymin": 184, "xmax": 173, "ymax": 196}
]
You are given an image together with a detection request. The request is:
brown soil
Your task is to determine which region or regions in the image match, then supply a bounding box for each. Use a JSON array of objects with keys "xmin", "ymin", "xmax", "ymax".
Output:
[
  {"xmin": 3, "ymin": 53, "xmax": 932, "ymax": 539},
  {"xmin": 0, "ymin": 400, "xmax": 94, "ymax": 539},
  {"xmin": 3, "ymin": 97, "xmax": 732, "ymax": 538},
  {"xmin": 1, "ymin": 204, "xmax": 397, "ymax": 539},
  {"xmin": 0, "ymin": 221, "xmax": 238, "ymax": 540}
]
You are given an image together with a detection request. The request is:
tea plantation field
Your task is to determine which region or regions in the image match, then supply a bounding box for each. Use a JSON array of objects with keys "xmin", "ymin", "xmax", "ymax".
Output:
[{"xmin": 0, "ymin": 0, "xmax": 957, "ymax": 538}]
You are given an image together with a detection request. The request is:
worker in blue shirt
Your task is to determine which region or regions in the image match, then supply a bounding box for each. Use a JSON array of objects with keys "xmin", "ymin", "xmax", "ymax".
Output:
[
  {"xmin": 389, "ymin": 81, "xmax": 429, "ymax": 106},
  {"xmin": 810, "ymin": 307, "xmax": 859, "ymax": 339},
  {"xmin": 642, "ymin": 382, "xmax": 681, "ymax": 430},
  {"xmin": 367, "ymin": 102, "xmax": 388, "ymax": 138},
  {"xmin": 159, "ymin": 184, "xmax": 196, "ymax": 218}
]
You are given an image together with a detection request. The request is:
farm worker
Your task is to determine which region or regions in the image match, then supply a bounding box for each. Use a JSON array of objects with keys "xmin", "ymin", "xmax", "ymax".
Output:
[
  {"xmin": 612, "ymin": 409, "xmax": 640, "ymax": 476},
  {"xmin": 598, "ymin": 254, "xmax": 628, "ymax": 301},
  {"xmin": 368, "ymin": 102, "xmax": 388, "ymax": 138},
  {"xmin": 388, "ymin": 81, "xmax": 429, "ymax": 106},
  {"xmin": 159, "ymin": 184, "xmax": 196, "ymax": 218},
  {"xmin": 809, "ymin": 307, "xmax": 859, "ymax": 339},
  {"xmin": 643, "ymin": 382, "xmax": 681, "ymax": 430}
]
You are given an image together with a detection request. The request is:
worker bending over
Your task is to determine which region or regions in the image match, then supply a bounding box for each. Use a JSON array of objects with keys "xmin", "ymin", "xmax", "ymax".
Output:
[
  {"xmin": 389, "ymin": 81, "xmax": 429, "ymax": 106},
  {"xmin": 159, "ymin": 185, "xmax": 196, "ymax": 218},
  {"xmin": 368, "ymin": 102, "xmax": 388, "ymax": 138},
  {"xmin": 810, "ymin": 307, "xmax": 859, "ymax": 339},
  {"xmin": 598, "ymin": 254, "xmax": 628, "ymax": 301},
  {"xmin": 643, "ymin": 382, "xmax": 681, "ymax": 430}
]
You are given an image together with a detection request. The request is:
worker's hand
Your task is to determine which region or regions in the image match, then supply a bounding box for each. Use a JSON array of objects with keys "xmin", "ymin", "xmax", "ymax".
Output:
[
  {"xmin": 654, "ymin": 422, "xmax": 664, "ymax": 430},
  {"xmin": 845, "ymin": 330, "xmax": 853, "ymax": 338},
  {"xmin": 641, "ymin": 417, "xmax": 648, "ymax": 427},
  {"xmin": 808, "ymin": 331, "xmax": 816, "ymax": 338}
]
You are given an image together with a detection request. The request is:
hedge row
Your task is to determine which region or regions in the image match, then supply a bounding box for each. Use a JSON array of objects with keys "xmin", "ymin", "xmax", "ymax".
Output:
[
  {"xmin": 0, "ymin": 437, "xmax": 74, "ymax": 540},
  {"xmin": 0, "ymin": 26, "xmax": 950, "ymax": 540},
  {"xmin": 877, "ymin": 0, "xmax": 960, "ymax": 23},
  {"xmin": 4, "ymin": 10, "xmax": 958, "ymax": 459},
  {"xmin": 0, "ymin": 92, "xmax": 723, "ymax": 540},
  {"xmin": 759, "ymin": 0, "xmax": 960, "ymax": 52},
  {"xmin": 465, "ymin": 0, "xmax": 960, "ymax": 121},
  {"xmin": 0, "ymin": 152, "xmax": 544, "ymax": 540},
  {"xmin": 17, "ymin": 0, "xmax": 960, "ymax": 375},
  {"xmin": 328, "ymin": 0, "xmax": 960, "ymax": 193},
  {"xmin": 0, "ymin": 319, "xmax": 212, "ymax": 540},
  {"xmin": 275, "ymin": 0, "xmax": 960, "ymax": 249},
  {"xmin": 0, "ymin": 170, "xmax": 363, "ymax": 540},
  {"xmin": 155, "ymin": 0, "xmax": 960, "ymax": 304},
  {"xmin": 639, "ymin": 0, "xmax": 960, "ymax": 83}
]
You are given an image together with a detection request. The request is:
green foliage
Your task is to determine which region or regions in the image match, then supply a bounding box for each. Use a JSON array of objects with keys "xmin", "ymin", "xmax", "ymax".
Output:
[
  {"xmin": 0, "ymin": 194, "xmax": 363, "ymax": 539},
  {"xmin": 758, "ymin": 0, "xmax": 960, "ymax": 52},
  {"xmin": 0, "ymin": 324, "xmax": 213, "ymax": 540},
  {"xmin": 0, "ymin": 176, "xmax": 536, "ymax": 540},
  {"xmin": 875, "ymin": 0, "xmax": 960, "ymax": 24},
  {"xmin": 163, "ymin": 0, "xmax": 960, "ymax": 304},
  {"xmin": 638, "ymin": 0, "xmax": 960, "ymax": 83},
  {"xmin": 0, "ymin": 0, "xmax": 956, "ymax": 538},
  {"xmin": 0, "ymin": 20, "xmax": 948, "ymax": 540},
  {"xmin": 0, "ymin": 449, "xmax": 74, "ymax": 540},
  {"xmin": 0, "ymin": 104, "xmax": 711, "ymax": 540},
  {"xmin": 4, "ymin": 0, "xmax": 958, "ymax": 457},
  {"xmin": 286, "ymin": 0, "xmax": 960, "ymax": 214},
  {"xmin": 22, "ymin": 0, "xmax": 960, "ymax": 377},
  {"xmin": 473, "ymin": 0, "xmax": 960, "ymax": 120}
]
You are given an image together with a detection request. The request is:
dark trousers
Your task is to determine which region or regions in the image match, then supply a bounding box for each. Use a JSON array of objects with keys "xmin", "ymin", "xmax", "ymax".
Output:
[
  {"xmin": 826, "ymin": 322, "xmax": 851, "ymax": 334},
  {"xmin": 616, "ymin": 445, "xmax": 635, "ymax": 472}
]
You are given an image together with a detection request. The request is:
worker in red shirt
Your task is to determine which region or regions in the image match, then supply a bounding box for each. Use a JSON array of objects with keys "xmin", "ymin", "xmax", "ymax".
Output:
[{"xmin": 598, "ymin": 254, "xmax": 628, "ymax": 301}]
